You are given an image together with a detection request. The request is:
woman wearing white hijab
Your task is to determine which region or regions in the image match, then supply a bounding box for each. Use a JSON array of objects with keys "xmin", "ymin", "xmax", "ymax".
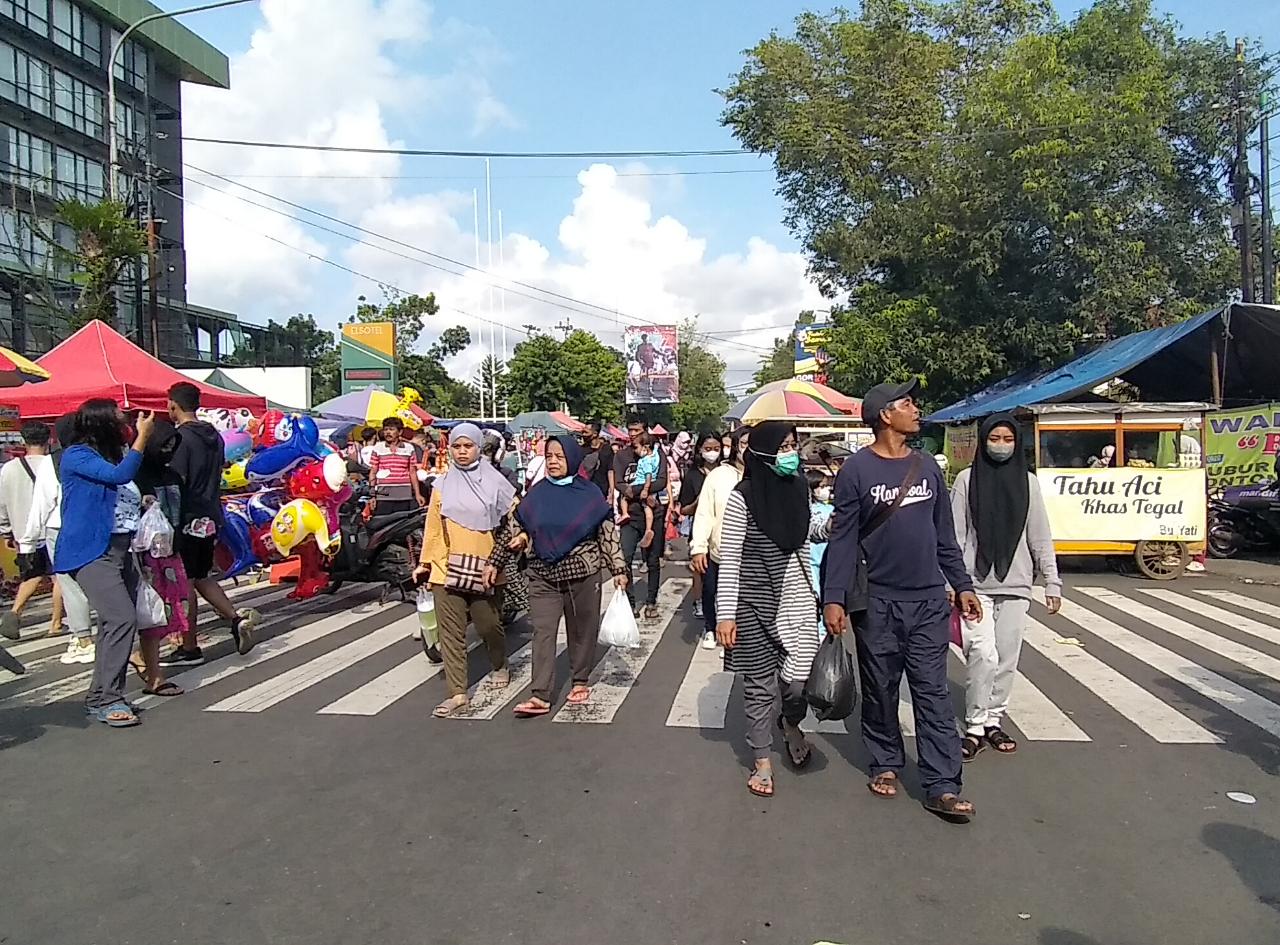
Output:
[{"xmin": 412, "ymin": 423, "xmax": 517, "ymax": 717}]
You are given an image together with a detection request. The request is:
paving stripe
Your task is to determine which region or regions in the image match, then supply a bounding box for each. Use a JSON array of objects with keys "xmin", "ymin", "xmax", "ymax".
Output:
[
  {"xmin": 131, "ymin": 589, "xmax": 385, "ymax": 707},
  {"xmin": 1140, "ymin": 589, "xmax": 1280, "ymax": 648},
  {"xmin": 317, "ymin": 639, "xmax": 478, "ymax": 716},
  {"xmin": 554, "ymin": 579, "xmax": 689, "ymax": 724},
  {"xmin": 949, "ymin": 640, "xmax": 1088, "ymax": 741},
  {"xmin": 1023, "ymin": 618, "xmax": 1219, "ymax": 743},
  {"xmin": 1077, "ymin": 587, "xmax": 1280, "ymax": 685},
  {"xmin": 1041, "ymin": 590, "xmax": 1280, "ymax": 740},
  {"xmin": 204, "ymin": 613, "xmax": 416, "ymax": 713},
  {"xmin": 666, "ymin": 643, "xmax": 733, "ymax": 728},
  {"xmin": 1197, "ymin": 589, "xmax": 1280, "ymax": 623}
]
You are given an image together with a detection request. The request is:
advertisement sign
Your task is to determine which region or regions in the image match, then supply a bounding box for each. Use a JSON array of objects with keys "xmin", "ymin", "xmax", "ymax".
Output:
[
  {"xmin": 1205, "ymin": 404, "xmax": 1280, "ymax": 489},
  {"xmin": 340, "ymin": 322, "xmax": 396, "ymax": 395},
  {"xmin": 1036, "ymin": 468, "xmax": 1206, "ymax": 542},
  {"xmin": 793, "ymin": 322, "xmax": 832, "ymax": 382},
  {"xmin": 944, "ymin": 423, "xmax": 979, "ymax": 478},
  {"xmin": 624, "ymin": 324, "xmax": 679, "ymax": 405},
  {"xmin": 0, "ymin": 405, "xmax": 19, "ymax": 433}
]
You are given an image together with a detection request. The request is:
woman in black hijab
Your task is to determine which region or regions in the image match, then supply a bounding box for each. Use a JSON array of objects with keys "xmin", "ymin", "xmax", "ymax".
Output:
[
  {"xmin": 950, "ymin": 414, "xmax": 1061, "ymax": 760},
  {"xmin": 714, "ymin": 421, "xmax": 830, "ymax": 797}
]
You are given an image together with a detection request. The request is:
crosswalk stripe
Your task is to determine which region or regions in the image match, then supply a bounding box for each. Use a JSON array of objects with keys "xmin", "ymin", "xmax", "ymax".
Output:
[
  {"xmin": 1022, "ymin": 618, "xmax": 1220, "ymax": 743},
  {"xmin": 1043, "ymin": 591, "xmax": 1280, "ymax": 740},
  {"xmin": 1197, "ymin": 589, "xmax": 1280, "ymax": 623},
  {"xmin": 949, "ymin": 640, "xmax": 1089, "ymax": 741},
  {"xmin": 316, "ymin": 638, "xmax": 476, "ymax": 716},
  {"xmin": 132, "ymin": 589, "xmax": 386, "ymax": 707},
  {"xmin": 1140, "ymin": 589, "xmax": 1280, "ymax": 648},
  {"xmin": 554, "ymin": 578, "xmax": 689, "ymax": 724},
  {"xmin": 204, "ymin": 613, "xmax": 416, "ymax": 712},
  {"xmin": 1077, "ymin": 588, "xmax": 1280, "ymax": 685},
  {"xmin": 666, "ymin": 643, "xmax": 732, "ymax": 728}
]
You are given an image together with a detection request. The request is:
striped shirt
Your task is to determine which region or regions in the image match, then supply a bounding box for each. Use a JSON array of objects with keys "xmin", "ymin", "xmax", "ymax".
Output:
[{"xmin": 369, "ymin": 442, "xmax": 416, "ymax": 487}]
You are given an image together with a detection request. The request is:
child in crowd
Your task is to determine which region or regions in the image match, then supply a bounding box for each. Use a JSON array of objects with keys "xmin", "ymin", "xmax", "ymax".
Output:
[
  {"xmin": 621, "ymin": 432, "xmax": 660, "ymax": 548},
  {"xmin": 807, "ymin": 468, "xmax": 833, "ymax": 641}
]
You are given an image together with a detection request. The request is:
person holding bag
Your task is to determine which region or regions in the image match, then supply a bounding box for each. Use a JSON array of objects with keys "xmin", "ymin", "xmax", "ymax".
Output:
[
  {"xmin": 0, "ymin": 421, "xmax": 63, "ymax": 641},
  {"xmin": 822, "ymin": 380, "xmax": 980, "ymax": 822},
  {"xmin": 412, "ymin": 424, "xmax": 515, "ymax": 718},
  {"xmin": 494, "ymin": 435, "xmax": 627, "ymax": 718}
]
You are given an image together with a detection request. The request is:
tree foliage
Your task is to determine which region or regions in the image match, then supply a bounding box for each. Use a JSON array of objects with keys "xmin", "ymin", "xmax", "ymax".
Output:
[
  {"xmin": 671, "ymin": 318, "xmax": 732, "ymax": 432},
  {"xmin": 401, "ymin": 326, "xmax": 474, "ymax": 418},
  {"xmin": 504, "ymin": 330, "xmax": 626, "ymax": 421},
  {"xmin": 721, "ymin": 0, "xmax": 1265, "ymax": 407},
  {"xmin": 350, "ymin": 291, "xmax": 440, "ymax": 359}
]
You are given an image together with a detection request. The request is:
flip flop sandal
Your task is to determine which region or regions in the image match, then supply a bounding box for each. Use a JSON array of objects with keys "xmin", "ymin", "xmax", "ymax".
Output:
[
  {"xmin": 129, "ymin": 661, "xmax": 148, "ymax": 686},
  {"xmin": 778, "ymin": 717, "xmax": 812, "ymax": 768},
  {"xmin": 962, "ymin": 734, "xmax": 986, "ymax": 762},
  {"xmin": 985, "ymin": 727, "xmax": 1017, "ymax": 753},
  {"xmin": 95, "ymin": 701, "xmax": 140, "ymax": 728},
  {"xmin": 513, "ymin": 699, "xmax": 551, "ymax": 718},
  {"xmin": 642, "ymin": 605, "xmax": 659, "ymax": 620},
  {"xmin": 432, "ymin": 696, "xmax": 469, "ymax": 718},
  {"xmin": 867, "ymin": 772, "xmax": 899, "ymax": 799},
  {"xmin": 747, "ymin": 768, "xmax": 774, "ymax": 797},
  {"xmin": 142, "ymin": 682, "xmax": 183, "ymax": 697},
  {"xmin": 923, "ymin": 794, "xmax": 974, "ymax": 823},
  {"xmin": 567, "ymin": 686, "xmax": 592, "ymax": 705}
]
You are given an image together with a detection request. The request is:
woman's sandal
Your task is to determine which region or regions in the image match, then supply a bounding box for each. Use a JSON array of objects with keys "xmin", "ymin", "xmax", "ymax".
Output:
[
  {"xmin": 513, "ymin": 698, "xmax": 551, "ymax": 718},
  {"xmin": 142, "ymin": 681, "xmax": 183, "ymax": 697},
  {"xmin": 868, "ymin": 771, "xmax": 899, "ymax": 798},
  {"xmin": 490, "ymin": 668, "xmax": 512, "ymax": 689},
  {"xmin": 95, "ymin": 701, "xmax": 140, "ymax": 728},
  {"xmin": 747, "ymin": 765, "xmax": 774, "ymax": 797},
  {"xmin": 985, "ymin": 727, "xmax": 1017, "ymax": 754},
  {"xmin": 642, "ymin": 604, "xmax": 659, "ymax": 620},
  {"xmin": 432, "ymin": 694, "xmax": 469, "ymax": 718},
  {"xmin": 923, "ymin": 793, "xmax": 975, "ymax": 823},
  {"xmin": 778, "ymin": 718, "xmax": 812, "ymax": 768},
  {"xmin": 961, "ymin": 733, "xmax": 986, "ymax": 762},
  {"xmin": 567, "ymin": 685, "xmax": 592, "ymax": 705}
]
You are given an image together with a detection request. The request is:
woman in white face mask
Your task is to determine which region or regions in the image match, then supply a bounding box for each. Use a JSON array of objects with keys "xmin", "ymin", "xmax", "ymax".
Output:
[
  {"xmin": 691, "ymin": 427, "xmax": 749, "ymax": 650},
  {"xmin": 677, "ymin": 433, "xmax": 724, "ymax": 624},
  {"xmin": 950, "ymin": 414, "xmax": 1061, "ymax": 761}
]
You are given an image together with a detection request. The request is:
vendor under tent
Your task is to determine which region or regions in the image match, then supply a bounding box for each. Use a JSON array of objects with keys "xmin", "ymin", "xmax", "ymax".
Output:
[
  {"xmin": 5, "ymin": 320, "xmax": 265, "ymax": 419},
  {"xmin": 506, "ymin": 410, "xmax": 587, "ymax": 435}
]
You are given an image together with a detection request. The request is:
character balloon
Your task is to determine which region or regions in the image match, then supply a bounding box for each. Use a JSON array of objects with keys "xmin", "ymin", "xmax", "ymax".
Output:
[
  {"xmin": 246, "ymin": 414, "xmax": 324, "ymax": 482},
  {"xmin": 216, "ymin": 503, "xmax": 259, "ymax": 579},
  {"xmin": 271, "ymin": 498, "xmax": 340, "ymax": 558},
  {"xmin": 221, "ymin": 429, "xmax": 252, "ymax": 464}
]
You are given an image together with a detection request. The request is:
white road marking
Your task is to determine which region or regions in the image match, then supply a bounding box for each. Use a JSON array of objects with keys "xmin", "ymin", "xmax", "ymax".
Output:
[
  {"xmin": 666, "ymin": 642, "xmax": 732, "ymax": 728},
  {"xmin": 1023, "ymin": 618, "xmax": 1219, "ymax": 743},
  {"xmin": 950, "ymin": 639, "xmax": 1089, "ymax": 741},
  {"xmin": 316, "ymin": 639, "xmax": 477, "ymax": 716},
  {"xmin": 1140, "ymin": 589, "xmax": 1280, "ymax": 648},
  {"xmin": 1197, "ymin": 589, "xmax": 1280, "ymax": 623}
]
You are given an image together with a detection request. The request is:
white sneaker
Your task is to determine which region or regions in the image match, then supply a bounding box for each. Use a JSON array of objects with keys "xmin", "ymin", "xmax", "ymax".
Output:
[
  {"xmin": 701, "ymin": 631, "xmax": 718, "ymax": 650},
  {"xmin": 61, "ymin": 638, "xmax": 95, "ymax": 664},
  {"xmin": 692, "ymin": 600, "xmax": 704, "ymax": 619}
]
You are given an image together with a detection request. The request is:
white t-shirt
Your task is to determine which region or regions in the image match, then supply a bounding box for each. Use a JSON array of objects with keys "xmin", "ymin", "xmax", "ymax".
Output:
[
  {"xmin": 525, "ymin": 455, "xmax": 546, "ymax": 487},
  {"xmin": 113, "ymin": 482, "xmax": 142, "ymax": 534}
]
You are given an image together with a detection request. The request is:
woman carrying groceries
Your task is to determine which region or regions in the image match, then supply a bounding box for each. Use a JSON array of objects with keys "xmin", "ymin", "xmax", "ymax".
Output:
[
  {"xmin": 950, "ymin": 414, "xmax": 1061, "ymax": 760},
  {"xmin": 412, "ymin": 423, "xmax": 516, "ymax": 718},
  {"xmin": 677, "ymin": 432, "xmax": 722, "ymax": 622},
  {"xmin": 715, "ymin": 421, "xmax": 829, "ymax": 797},
  {"xmin": 689, "ymin": 426, "xmax": 749, "ymax": 650},
  {"xmin": 55, "ymin": 401, "xmax": 155, "ymax": 728},
  {"xmin": 496, "ymin": 435, "xmax": 628, "ymax": 718}
]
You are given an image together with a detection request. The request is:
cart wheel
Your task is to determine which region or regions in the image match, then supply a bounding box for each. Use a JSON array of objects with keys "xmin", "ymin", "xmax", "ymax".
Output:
[{"xmin": 1134, "ymin": 540, "xmax": 1190, "ymax": 581}]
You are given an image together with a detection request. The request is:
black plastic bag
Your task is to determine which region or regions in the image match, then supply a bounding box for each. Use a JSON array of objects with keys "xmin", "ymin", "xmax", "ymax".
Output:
[{"xmin": 803, "ymin": 633, "xmax": 857, "ymax": 721}]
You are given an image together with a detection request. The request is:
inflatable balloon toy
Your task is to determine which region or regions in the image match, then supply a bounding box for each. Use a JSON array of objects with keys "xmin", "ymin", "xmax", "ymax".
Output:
[
  {"xmin": 246, "ymin": 414, "xmax": 324, "ymax": 482},
  {"xmin": 392, "ymin": 387, "xmax": 426, "ymax": 431},
  {"xmin": 271, "ymin": 498, "xmax": 338, "ymax": 599},
  {"xmin": 247, "ymin": 487, "xmax": 286, "ymax": 527},
  {"xmin": 289, "ymin": 542, "xmax": 330, "ymax": 600},
  {"xmin": 215, "ymin": 502, "xmax": 259, "ymax": 579},
  {"xmin": 221, "ymin": 429, "xmax": 252, "ymax": 464},
  {"xmin": 252, "ymin": 409, "xmax": 290, "ymax": 449},
  {"xmin": 221, "ymin": 461, "xmax": 249, "ymax": 492}
]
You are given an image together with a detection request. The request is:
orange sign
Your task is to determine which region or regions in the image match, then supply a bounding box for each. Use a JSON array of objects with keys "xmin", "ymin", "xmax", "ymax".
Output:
[{"xmin": 342, "ymin": 322, "xmax": 395, "ymax": 358}]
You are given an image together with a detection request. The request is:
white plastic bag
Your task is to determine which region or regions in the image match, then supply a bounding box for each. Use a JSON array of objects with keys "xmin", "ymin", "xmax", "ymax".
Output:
[
  {"xmin": 132, "ymin": 503, "xmax": 175, "ymax": 558},
  {"xmin": 598, "ymin": 589, "xmax": 640, "ymax": 649},
  {"xmin": 134, "ymin": 568, "xmax": 169, "ymax": 630}
]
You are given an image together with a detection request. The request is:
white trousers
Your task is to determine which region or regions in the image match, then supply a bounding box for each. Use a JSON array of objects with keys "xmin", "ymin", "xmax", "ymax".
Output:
[{"xmin": 961, "ymin": 593, "xmax": 1029, "ymax": 736}]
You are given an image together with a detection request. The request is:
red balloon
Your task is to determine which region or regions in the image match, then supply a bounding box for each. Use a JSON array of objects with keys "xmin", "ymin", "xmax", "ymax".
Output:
[
  {"xmin": 250, "ymin": 523, "xmax": 279, "ymax": 565},
  {"xmin": 254, "ymin": 409, "xmax": 288, "ymax": 449},
  {"xmin": 287, "ymin": 459, "xmax": 335, "ymax": 502}
]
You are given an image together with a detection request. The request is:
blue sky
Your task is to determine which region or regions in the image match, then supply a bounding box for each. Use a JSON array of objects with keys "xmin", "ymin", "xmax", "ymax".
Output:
[{"xmin": 154, "ymin": 1, "xmax": 1280, "ymax": 386}]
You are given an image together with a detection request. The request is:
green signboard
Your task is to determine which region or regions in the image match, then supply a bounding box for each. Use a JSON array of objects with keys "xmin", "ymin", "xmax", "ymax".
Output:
[
  {"xmin": 1204, "ymin": 403, "xmax": 1280, "ymax": 489},
  {"xmin": 340, "ymin": 322, "xmax": 397, "ymax": 395}
]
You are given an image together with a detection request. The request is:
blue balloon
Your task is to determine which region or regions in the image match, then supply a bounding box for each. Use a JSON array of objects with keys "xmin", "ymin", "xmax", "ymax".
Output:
[
  {"xmin": 217, "ymin": 504, "xmax": 258, "ymax": 579},
  {"xmin": 247, "ymin": 488, "xmax": 285, "ymax": 527},
  {"xmin": 245, "ymin": 413, "xmax": 325, "ymax": 482}
]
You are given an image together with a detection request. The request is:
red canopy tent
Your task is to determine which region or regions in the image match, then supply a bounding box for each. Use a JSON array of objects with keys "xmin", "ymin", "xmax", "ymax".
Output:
[{"xmin": 5, "ymin": 321, "xmax": 266, "ymax": 419}]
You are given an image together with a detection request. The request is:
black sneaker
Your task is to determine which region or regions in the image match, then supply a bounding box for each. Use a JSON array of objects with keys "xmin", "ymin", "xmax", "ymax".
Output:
[{"xmin": 159, "ymin": 646, "xmax": 205, "ymax": 666}]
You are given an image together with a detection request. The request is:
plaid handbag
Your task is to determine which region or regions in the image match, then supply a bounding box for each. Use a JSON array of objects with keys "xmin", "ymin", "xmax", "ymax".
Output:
[{"xmin": 445, "ymin": 553, "xmax": 489, "ymax": 594}]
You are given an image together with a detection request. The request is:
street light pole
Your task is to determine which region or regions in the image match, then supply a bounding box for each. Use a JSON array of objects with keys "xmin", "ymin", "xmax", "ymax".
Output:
[{"xmin": 108, "ymin": 0, "xmax": 257, "ymax": 201}]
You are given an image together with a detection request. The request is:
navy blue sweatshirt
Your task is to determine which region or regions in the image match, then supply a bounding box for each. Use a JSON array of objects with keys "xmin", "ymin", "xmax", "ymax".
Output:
[{"xmin": 822, "ymin": 447, "xmax": 973, "ymax": 605}]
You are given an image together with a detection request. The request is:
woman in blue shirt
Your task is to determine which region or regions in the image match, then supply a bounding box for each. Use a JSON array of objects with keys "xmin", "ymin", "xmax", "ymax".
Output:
[{"xmin": 56, "ymin": 400, "xmax": 156, "ymax": 728}]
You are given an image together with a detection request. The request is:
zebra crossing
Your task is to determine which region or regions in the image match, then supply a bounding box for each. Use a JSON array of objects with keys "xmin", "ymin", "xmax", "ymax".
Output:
[{"xmin": 6, "ymin": 574, "xmax": 1280, "ymax": 749}]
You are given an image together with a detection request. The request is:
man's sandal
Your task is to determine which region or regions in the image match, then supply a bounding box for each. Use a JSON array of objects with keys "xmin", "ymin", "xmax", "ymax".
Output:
[
  {"xmin": 868, "ymin": 772, "xmax": 899, "ymax": 798},
  {"xmin": 962, "ymin": 733, "xmax": 986, "ymax": 762},
  {"xmin": 923, "ymin": 793, "xmax": 975, "ymax": 823},
  {"xmin": 748, "ymin": 766, "xmax": 774, "ymax": 797}
]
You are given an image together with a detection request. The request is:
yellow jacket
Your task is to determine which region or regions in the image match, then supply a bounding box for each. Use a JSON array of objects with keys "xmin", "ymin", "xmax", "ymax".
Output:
[{"xmin": 419, "ymin": 489, "xmax": 505, "ymax": 586}]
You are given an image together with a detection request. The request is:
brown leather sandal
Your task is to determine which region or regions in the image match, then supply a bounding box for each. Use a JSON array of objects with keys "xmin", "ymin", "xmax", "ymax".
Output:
[{"xmin": 868, "ymin": 772, "xmax": 899, "ymax": 798}]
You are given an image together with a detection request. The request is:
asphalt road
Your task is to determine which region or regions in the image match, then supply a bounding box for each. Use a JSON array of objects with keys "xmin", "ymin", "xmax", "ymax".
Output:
[{"xmin": 1, "ymin": 566, "xmax": 1278, "ymax": 945}]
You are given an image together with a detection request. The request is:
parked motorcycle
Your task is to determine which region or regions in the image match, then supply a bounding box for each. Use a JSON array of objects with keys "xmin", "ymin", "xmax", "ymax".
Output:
[
  {"xmin": 1208, "ymin": 478, "xmax": 1280, "ymax": 558},
  {"xmin": 325, "ymin": 478, "xmax": 428, "ymax": 598}
]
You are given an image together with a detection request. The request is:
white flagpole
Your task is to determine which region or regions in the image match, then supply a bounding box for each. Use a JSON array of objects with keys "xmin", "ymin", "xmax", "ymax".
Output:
[
  {"xmin": 498, "ymin": 208, "xmax": 508, "ymax": 421},
  {"xmin": 473, "ymin": 187, "xmax": 484, "ymax": 420},
  {"xmin": 485, "ymin": 158, "xmax": 497, "ymax": 418}
]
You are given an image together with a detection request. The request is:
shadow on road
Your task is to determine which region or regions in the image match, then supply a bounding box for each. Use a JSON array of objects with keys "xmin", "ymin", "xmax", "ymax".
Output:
[
  {"xmin": 0, "ymin": 702, "xmax": 92, "ymax": 751},
  {"xmin": 1202, "ymin": 822, "xmax": 1280, "ymax": 914},
  {"xmin": 1039, "ymin": 929, "xmax": 1103, "ymax": 945}
]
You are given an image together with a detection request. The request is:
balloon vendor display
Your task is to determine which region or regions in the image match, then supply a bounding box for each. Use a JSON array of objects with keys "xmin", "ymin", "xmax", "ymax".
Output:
[{"xmin": 215, "ymin": 411, "xmax": 350, "ymax": 599}]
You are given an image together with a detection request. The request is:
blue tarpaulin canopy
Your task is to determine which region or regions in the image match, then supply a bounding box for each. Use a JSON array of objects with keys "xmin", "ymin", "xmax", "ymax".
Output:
[{"xmin": 928, "ymin": 303, "xmax": 1280, "ymax": 423}]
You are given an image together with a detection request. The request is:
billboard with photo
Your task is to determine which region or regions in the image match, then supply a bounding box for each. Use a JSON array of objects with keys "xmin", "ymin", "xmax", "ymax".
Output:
[
  {"xmin": 624, "ymin": 324, "xmax": 679, "ymax": 405},
  {"xmin": 793, "ymin": 322, "xmax": 832, "ymax": 382}
]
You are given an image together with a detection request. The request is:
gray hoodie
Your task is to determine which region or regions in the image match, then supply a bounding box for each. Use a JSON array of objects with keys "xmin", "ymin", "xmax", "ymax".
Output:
[{"xmin": 950, "ymin": 468, "xmax": 1062, "ymax": 600}]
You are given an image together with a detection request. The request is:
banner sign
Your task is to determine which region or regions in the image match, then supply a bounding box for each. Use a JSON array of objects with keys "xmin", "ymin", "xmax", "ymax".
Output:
[
  {"xmin": 1205, "ymin": 403, "xmax": 1280, "ymax": 489},
  {"xmin": 1036, "ymin": 468, "xmax": 1206, "ymax": 542},
  {"xmin": 943, "ymin": 423, "xmax": 978, "ymax": 478},
  {"xmin": 624, "ymin": 325, "xmax": 679, "ymax": 405},
  {"xmin": 0, "ymin": 405, "xmax": 19, "ymax": 433},
  {"xmin": 793, "ymin": 322, "xmax": 832, "ymax": 382},
  {"xmin": 340, "ymin": 322, "xmax": 396, "ymax": 395}
]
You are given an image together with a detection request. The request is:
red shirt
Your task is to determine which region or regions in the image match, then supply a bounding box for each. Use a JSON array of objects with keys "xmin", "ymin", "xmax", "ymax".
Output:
[{"xmin": 369, "ymin": 441, "xmax": 416, "ymax": 487}]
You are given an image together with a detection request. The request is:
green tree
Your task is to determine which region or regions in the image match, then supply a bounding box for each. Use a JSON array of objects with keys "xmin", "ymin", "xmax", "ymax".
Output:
[
  {"xmin": 472, "ymin": 354, "xmax": 507, "ymax": 407},
  {"xmin": 400, "ymin": 325, "xmax": 474, "ymax": 417},
  {"xmin": 753, "ymin": 336, "xmax": 795, "ymax": 389},
  {"xmin": 350, "ymin": 290, "xmax": 440, "ymax": 359},
  {"xmin": 721, "ymin": 0, "xmax": 1263, "ymax": 407},
  {"xmin": 504, "ymin": 331, "xmax": 626, "ymax": 421},
  {"xmin": 671, "ymin": 318, "xmax": 732, "ymax": 431}
]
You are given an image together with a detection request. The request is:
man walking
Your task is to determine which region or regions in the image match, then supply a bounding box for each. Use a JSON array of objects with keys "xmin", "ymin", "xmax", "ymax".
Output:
[
  {"xmin": 161, "ymin": 383, "xmax": 261, "ymax": 665},
  {"xmin": 822, "ymin": 380, "xmax": 980, "ymax": 822},
  {"xmin": 0, "ymin": 421, "xmax": 62, "ymax": 641},
  {"xmin": 613, "ymin": 418, "xmax": 667, "ymax": 619}
]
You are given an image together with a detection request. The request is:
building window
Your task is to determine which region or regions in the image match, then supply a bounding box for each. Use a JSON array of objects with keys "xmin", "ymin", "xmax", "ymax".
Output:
[
  {"xmin": 52, "ymin": 0, "xmax": 101, "ymax": 67},
  {"xmin": 110, "ymin": 31, "xmax": 149, "ymax": 93},
  {"xmin": 52, "ymin": 68, "xmax": 103, "ymax": 139},
  {"xmin": 114, "ymin": 99, "xmax": 145, "ymax": 146},
  {"xmin": 0, "ymin": 0, "xmax": 50, "ymax": 36},
  {"xmin": 0, "ymin": 41, "xmax": 53, "ymax": 117},
  {"xmin": 54, "ymin": 145, "xmax": 103, "ymax": 200},
  {"xmin": 3, "ymin": 124, "xmax": 55, "ymax": 195}
]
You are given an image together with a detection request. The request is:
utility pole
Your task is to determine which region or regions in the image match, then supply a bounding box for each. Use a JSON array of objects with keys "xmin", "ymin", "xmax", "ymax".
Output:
[
  {"xmin": 145, "ymin": 165, "xmax": 161, "ymax": 357},
  {"xmin": 1261, "ymin": 90, "xmax": 1275, "ymax": 304},
  {"xmin": 1235, "ymin": 38, "xmax": 1255, "ymax": 302},
  {"xmin": 555, "ymin": 319, "xmax": 573, "ymax": 339},
  {"xmin": 522, "ymin": 323, "xmax": 539, "ymax": 337}
]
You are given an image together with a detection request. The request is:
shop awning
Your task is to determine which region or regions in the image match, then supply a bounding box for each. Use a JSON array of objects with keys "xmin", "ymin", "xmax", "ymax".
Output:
[{"xmin": 928, "ymin": 303, "xmax": 1280, "ymax": 423}]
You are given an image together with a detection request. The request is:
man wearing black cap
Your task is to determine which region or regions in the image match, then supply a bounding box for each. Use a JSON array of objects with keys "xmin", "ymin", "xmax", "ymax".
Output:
[{"xmin": 822, "ymin": 379, "xmax": 981, "ymax": 822}]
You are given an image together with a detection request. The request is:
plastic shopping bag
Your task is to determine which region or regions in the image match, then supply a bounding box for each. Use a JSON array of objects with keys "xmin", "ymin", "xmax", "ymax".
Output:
[
  {"xmin": 598, "ymin": 589, "xmax": 640, "ymax": 649},
  {"xmin": 803, "ymin": 633, "xmax": 857, "ymax": 722},
  {"xmin": 133, "ymin": 503, "xmax": 176, "ymax": 558},
  {"xmin": 135, "ymin": 572, "xmax": 169, "ymax": 631}
]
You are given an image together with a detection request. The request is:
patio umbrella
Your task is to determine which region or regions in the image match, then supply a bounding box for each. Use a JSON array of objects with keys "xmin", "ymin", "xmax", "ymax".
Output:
[
  {"xmin": 725, "ymin": 389, "xmax": 849, "ymax": 423},
  {"xmin": 0, "ymin": 346, "xmax": 50, "ymax": 388},
  {"xmin": 754, "ymin": 378, "xmax": 860, "ymax": 417},
  {"xmin": 506, "ymin": 410, "xmax": 587, "ymax": 435},
  {"xmin": 313, "ymin": 387, "xmax": 434, "ymax": 428}
]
